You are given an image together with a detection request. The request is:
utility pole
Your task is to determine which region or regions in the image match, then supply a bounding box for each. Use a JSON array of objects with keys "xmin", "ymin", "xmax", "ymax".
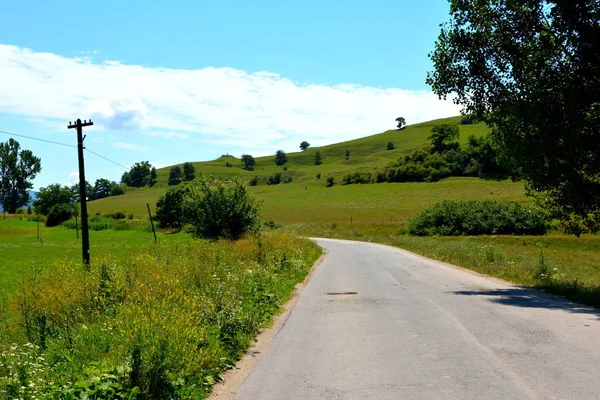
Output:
[{"xmin": 68, "ymin": 119, "xmax": 93, "ymax": 268}]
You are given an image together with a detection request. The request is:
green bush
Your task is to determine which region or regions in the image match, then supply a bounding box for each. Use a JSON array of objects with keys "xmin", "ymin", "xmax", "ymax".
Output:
[
  {"xmin": 267, "ymin": 173, "xmax": 282, "ymax": 185},
  {"xmin": 326, "ymin": 176, "xmax": 335, "ymax": 187},
  {"xmin": 342, "ymin": 172, "xmax": 373, "ymax": 185},
  {"xmin": 408, "ymin": 200, "xmax": 551, "ymax": 236},
  {"xmin": 45, "ymin": 204, "xmax": 74, "ymax": 227},
  {"xmin": 248, "ymin": 176, "xmax": 260, "ymax": 186},
  {"xmin": 183, "ymin": 179, "xmax": 262, "ymax": 240},
  {"xmin": 105, "ymin": 211, "xmax": 126, "ymax": 220},
  {"xmin": 155, "ymin": 187, "xmax": 188, "ymax": 230}
]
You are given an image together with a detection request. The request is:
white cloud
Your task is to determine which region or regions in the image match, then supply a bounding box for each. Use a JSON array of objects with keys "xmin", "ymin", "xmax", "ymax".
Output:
[
  {"xmin": 0, "ymin": 44, "xmax": 461, "ymax": 150},
  {"xmin": 65, "ymin": 171, "xmax": 79, "ymax": 187},
  {"xmin": 144, "ymin": 131, "xmax": 190, "ymax": 139},
  {"xmin": 114, "ymin": 141, "xmax": 149, "ymax": 152}
]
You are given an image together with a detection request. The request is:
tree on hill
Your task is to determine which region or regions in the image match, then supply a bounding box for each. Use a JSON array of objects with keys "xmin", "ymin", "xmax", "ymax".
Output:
[
  {"xmin": 300, "ymin": 141, "xmax": 311, "ymax": 151},
  {"xmin": 155, "ymin": 186, "xmax": 188, "ymax": 230},
  {"xmin": 121, "ymin": 161, "xmax": 152, "ymax": 188},
  {"xmin": 33, "ymin": 184, "xmax": 74, "ymax": 215},
  {"xmin": 314, "ymin": 150, "xmax": 323, "ymax": 165},
  {"xmin": 241, "ymin": 154, "xmax": 256, "ymax": 171},
  {"xmin": 345, "ymin": 150, "xmax": 350, "ymax": 160},
  {"xmin": 428, "ymin": 124, "xmax": 459, "ymax": 153},
  {"xmin": 387, "ymin": 142, "xmax": 395, "ymax": 150},
  {"xmin": 183, "ymin": 162, "xmax": 195, "ymax": 181},
  {"xmin": 92, "ymin": 178, "xmax": 112, "ymax": 200},
  {"xmin": 168, "ymin": 166, "xmax": 183, "ymax": 186},
  {"xmin": 71, "ymin": 181, "xmax": 93, "ymax": 202},
  {"xmin": 0, "ymin": 138, "xmax": 41, "ymax": 214},
  {"xmin": 427, "ymin": 0, "xmax": 600, "ymax": 233},
  {"xmin": 148, "ymin": 167, "xmax": 158, "ymax": 187},
  {"xmin": 275, "ymin": 150, "xmax": 288, "ymax": 166},
  {"xmin": 395, "ymin": 117, "xmax": 406, "ymax": 130}
]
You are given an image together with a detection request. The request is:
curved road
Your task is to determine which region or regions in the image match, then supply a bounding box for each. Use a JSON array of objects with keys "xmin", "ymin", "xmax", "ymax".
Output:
[{"xmin": 236, "ymin": 238, "xmax": 600, "ymax": 400}]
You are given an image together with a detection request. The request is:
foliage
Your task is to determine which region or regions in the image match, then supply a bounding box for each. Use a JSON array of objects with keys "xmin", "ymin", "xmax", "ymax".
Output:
[
  {"xmin": 155, "ymin": 186, "xmax": 188, "ymax": 230},
  {"xmin": 71, "ymin": 181, "xmax": 93, "ymax": 203},
  {"xmin": 326, "ymin": 176, "xmax": 335, "ymax": 187},
  {"xmin": 428, "ymin": 123, "xmax": 459, "ymax": 153},
  {"xmin": 183, "ymin": 162, "xmax": 196, "ymax": 182},
  {"xmin": 109, "ymin": 183, "xmax": 126, "ymax": 197},
  {"xmin": 274, "ymin": 150, "xmax": 287, "ymax": 166},
  {"xmin": 168, "ymin": 166, "xmax": 183, "ymax": 186},
  {"xmin": 121, "ymin": 161, "xmax": 153, "ymax": 188},
  {"xmin": 408, "ymin": 200, "xmax": 551, "ymax": 236},
  {"xmin": 316, "ymin": 173, "xmax": 321, "ymax": 180},
  {"xmin": 45, "ymin": 203, "xmax": 75, "ymax": 227},
  {"xmin": 105, "ymin": 211, "xmax": 127, "ymax": 220},
  {"xmin": 0, "ymin": 139, "xmax": 42, "ymax": 214},
  {"xmin": 426, "ymin": 0, "xmax": 600, "ymax": 232},
  {"xmin": 395, "ymin": 117, "xmax": 406, "ymax": 130},
  {"xmin": 183, "ymin": 179, "xmax": 263, "ymax": 240},
  {"xmin": 343, "ymin": 172, "xmax": 373, "ymax": 185},
  {"xmin": 149, "ymin": 167, "xmax": 158, "ymax": 187},
  {"xmin": 386, "ymin": 142, "xmax": 394, "ymax": 150},
  {"xmin": 241, "ymin": 154, "xmax": 256, "ymax": 171},
  {"xmin": 345, "ymin": 150, "xmax": 350, "ymax": 160},
  {"xmin": 267, "ymin": 173, "xmax": 282, "ymax": 185},
  {"xmin": 299, "ymin": 141, "xmax": 310, "ymax": 151},
  {"xmin": 0, "ymin": 233, "xmax": 321, "ymax": 398},
  {"xmin": 314, "ymin": 150, "xmax": 322, "ymax": 165},
  {"xmin": 33, "ymin": 184, "xmax": 74, "ymax": 215},
  {"xmin": 248, "ymin": 176, "xmax": 259, "ymax": 186},
  {"xmin": 91, "ymin": 178, "xmax": 124, "ymax": 200}
]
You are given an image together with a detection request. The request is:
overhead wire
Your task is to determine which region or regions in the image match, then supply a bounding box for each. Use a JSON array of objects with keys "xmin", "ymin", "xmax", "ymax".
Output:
[{"xmin": 0, "ymin": 128, "xmax": 129, "ymax": 170}]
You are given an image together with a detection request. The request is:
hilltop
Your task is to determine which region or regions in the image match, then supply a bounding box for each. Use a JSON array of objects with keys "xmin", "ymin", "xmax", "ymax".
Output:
[{"xmin": 88, "ymin": 116, "xmax": 526, "ymax": 225}]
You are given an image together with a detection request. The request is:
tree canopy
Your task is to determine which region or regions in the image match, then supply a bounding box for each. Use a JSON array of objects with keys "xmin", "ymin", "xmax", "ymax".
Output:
[
  {"xmin": 33, "ymin": 184, "xmax": 74, "ymax": 216},
  {"xmin": 168, "ymin": 166, "xmax": 183, "ymax": 186},
  {"xmin": 241, "ymin": 154, "xmax": 256, "ymax": 171},
  {"xmin": 395, "ymin": 117, "xmax": 406, "ymax": 130},
  {"xmin": 121, "ymin": 161, "xmax": 153, "ymax": 188},
  {"xmin": 427, "ymin": 0, "xmax": 600, "ymax": 232},
  {"xmin": 275, "ymin": 150, "xmax": 288, "ymax": 166},
  {"xmin": 300, "ymin": 141, "xmax": 311, "ymax": 151},
  {"xmin": 183, "ymin": 162, "xmax": 195, "ymax": 181},
  {"xmin": 0, "ymin": 139, "xmax": 41, "ymax": 213}
]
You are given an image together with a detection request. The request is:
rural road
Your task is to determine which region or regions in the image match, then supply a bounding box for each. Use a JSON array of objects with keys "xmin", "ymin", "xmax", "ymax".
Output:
[{"xmin": 235, "ymin": 238, "xmax": 600, "ymax": 400}]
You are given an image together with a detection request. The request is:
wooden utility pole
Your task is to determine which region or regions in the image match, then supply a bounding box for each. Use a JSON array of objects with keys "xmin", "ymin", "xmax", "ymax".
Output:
[
  {"xmin": 147, "ymin": 203, "xmax": 157, "ymax": 243},
  {"xmin": 68, "ymin": 119, "xmax": 93, "ymax": 268}
]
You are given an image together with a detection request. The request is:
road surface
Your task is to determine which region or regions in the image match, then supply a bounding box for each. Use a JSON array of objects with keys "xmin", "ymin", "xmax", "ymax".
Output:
[{"xmin": 236, "ymin": 238, "xmax": 600, "ymax": 400}]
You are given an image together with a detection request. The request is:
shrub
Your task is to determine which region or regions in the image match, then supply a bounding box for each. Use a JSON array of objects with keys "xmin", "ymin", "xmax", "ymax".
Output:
[
  {"xmin": 267, "ymin": 173, "xmax": 282, "ymax": 185},
  {"xmin": 248, "ymin": 176, "xmax": 260, "ymax": 186},
  {"xmin": 387, "ymin": 142, "xmax": 395, "ymax": 150},
  {"xmin": 342, "ymin": 172, "xmax": 372, "ymax": 185},
  {"xmin": 408, "ymin": 200, "xmax": 551, "ymax": 236},
  {"xmin": 225, "ymin": 162, "xmax": 233, "ymax": 168},
  {"xmin": 282, "ymin": 176, "xmax": 292, "ymax": 184},
  {"xmin": 316, "ymin": 173, "xmax": 321, "ymax": 180},
  {"xmin": 326, "ymin": 177, "xmax": 335, "ymax": 187},
  {"xmin": 105, "ymin": 211, "xmax": 126, "ymax": 220},
  {"xmin": 183, "ymin": 179, "xmax": 262, "ymax": 240},
  {"xmin": 45, "ymin": 204, "xmax": 74, "ymax": 227}
]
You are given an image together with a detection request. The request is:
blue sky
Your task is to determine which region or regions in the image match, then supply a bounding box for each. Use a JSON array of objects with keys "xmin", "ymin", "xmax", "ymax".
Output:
[{"xmin": 0, "ymin": 0, "xmax": 459, "ymax": 189}]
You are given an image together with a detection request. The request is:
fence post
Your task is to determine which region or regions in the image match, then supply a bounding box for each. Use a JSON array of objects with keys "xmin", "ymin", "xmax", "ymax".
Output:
[{"xmin": 147, "ymin": 203, "xmax": 157, "ymax": 243}]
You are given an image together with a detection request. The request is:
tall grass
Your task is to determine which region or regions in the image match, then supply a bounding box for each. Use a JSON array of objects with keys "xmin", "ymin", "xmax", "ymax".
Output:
[{"xmin": 0, "ymin": 233, "xmax": 321, "ymax": 399}]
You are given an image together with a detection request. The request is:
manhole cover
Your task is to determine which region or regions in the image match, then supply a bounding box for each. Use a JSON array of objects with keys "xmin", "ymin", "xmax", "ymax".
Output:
[{"xmin": 326, "ymin": 291, "xmax": 358, "ymax": 295}]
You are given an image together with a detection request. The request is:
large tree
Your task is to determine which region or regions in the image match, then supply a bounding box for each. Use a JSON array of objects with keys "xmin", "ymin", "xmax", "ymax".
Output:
[
  {"xmin": 183, "ymin": 162, "xmax": 196, "ymax": 181},
  {"xmin": 121, "ymin": 161, "xmax": 152, "ymax": 188},
  {"xmin": 427, "ymin": 0, "xmax": 600, "ymax": 232},
  {"xmin": 0, "ymin": 139, "xmax": 41, "ymax": 213},
  {"xmin": 395, "ymin": 117, "xmax": 406, "ymax": 130},
  {"xmin": 33, "ymin": 184, "xmax": 74, "ymax": 215},
  {"xmin": 241, "ymin": 154, "xmax": 256, "ymax": 171},
  {"xmin": 168, "ymin": 166, "xmax": 183, "ymax": 186},
  {"xmin": 275, "ymin": 150, "xmax": 288, "ymax": 166},
  {"xmin": 300, "ymin": 141, "xmax": 311, "ymax": 151}
]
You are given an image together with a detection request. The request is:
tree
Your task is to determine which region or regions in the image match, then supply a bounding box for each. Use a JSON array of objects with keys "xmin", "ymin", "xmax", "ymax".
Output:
[
  {"xmin": 92, "ymin": 178, "xmax": 112, "ymax": 200},
  {"xmin": 183, "ymin": 162, "xmax": 195, "ymax": 181},
  {"xmin": 300, "ymin": 141, "xmax": 311, "ymax": 151},
  {"xmin": 33, "ymin": 184, "xmax": 74, "ymax": 215},
  {"xmin": 168, "ymin": 166, "xmax": 183, "ymax": 186},
  {"xmin": 109, "ymin": 182, "xmax": 125, "ymax": 196},
  {"xmin": 0, "ymin": 139, "xmax": 41, "ymax": 213},
  {"xmin": 148, "ymin": 167, "xmax": 158, "ymax": 187},
  {"xmin": 241, "ymin": 154, "xmax": 256, "ymax": 171},
  {"xmin": 71, "ymin": 181, "xmax": 93, "ymax": 202},
  {"xmin": 121, "ymin": 161, "xmax": 152, "ymax": 188},
  {"xmin": 395, "ymin": 117, "xmax": 406, "ymax": 130},
  {"xmin": 274, "ymin": 150, "xmax": 288, "ymax": 166},
  {"xmin": 387, "ymin": 142, "xmax": 395, "ymax": 150},
  {"xmin": 183, "ymin": 179, "xmax": 262, "ymax": 240},
  {"xmin": 426, "ymin": 0, "xmax": 600, "ymax": 232},
  {"xmin": 314, "ymin": 150, "xmax": 323, "ymax": 165},
  {"xmin": 428, "ymin": 124, "xmax": 459, "ymax": 153},
  {"xmin": 155, "ymin": 186, "xmax": 188, "ymax": 230},
  {"xmin": 345, "ymin": 150, "xmax": 350, "ymax": 160}
]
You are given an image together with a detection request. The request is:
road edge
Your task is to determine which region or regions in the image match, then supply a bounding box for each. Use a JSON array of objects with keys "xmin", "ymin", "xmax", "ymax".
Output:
[{"xmin": 207, "ymin": 246, "xmax": 328, "ymax": 399}]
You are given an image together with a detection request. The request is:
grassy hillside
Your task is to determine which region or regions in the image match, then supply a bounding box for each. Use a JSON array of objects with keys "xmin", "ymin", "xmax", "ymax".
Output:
[{"xmin": 88, "ymin": 116, "xmax": 522, "ymax": 222}]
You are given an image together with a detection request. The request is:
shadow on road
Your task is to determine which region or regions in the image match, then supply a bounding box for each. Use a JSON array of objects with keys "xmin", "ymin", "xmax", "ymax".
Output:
[{"xmin": 453, "ymin": 287, "xmax": 600, "ymax": 319}]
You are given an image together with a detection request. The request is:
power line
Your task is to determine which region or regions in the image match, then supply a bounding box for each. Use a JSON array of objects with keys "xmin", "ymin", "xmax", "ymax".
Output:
[
  {"xmin": 84, "ymin": 147, "xmax": 129, "ymax": 169},
  {"xmin": 0, "ymin": 129, "xmax": 76, "ymax": 148}
]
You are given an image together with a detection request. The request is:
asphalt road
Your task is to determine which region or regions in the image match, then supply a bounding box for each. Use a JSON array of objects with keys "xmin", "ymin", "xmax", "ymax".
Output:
[{"xmin": 236, "ymin": 238, "xmax": 600, "ymax": 400}]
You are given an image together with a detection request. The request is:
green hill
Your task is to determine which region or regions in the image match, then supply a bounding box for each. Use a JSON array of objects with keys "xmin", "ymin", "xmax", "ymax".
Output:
[{"xmin": 88, "ymin": 116, "xmax": 527, "ymax": 225}]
